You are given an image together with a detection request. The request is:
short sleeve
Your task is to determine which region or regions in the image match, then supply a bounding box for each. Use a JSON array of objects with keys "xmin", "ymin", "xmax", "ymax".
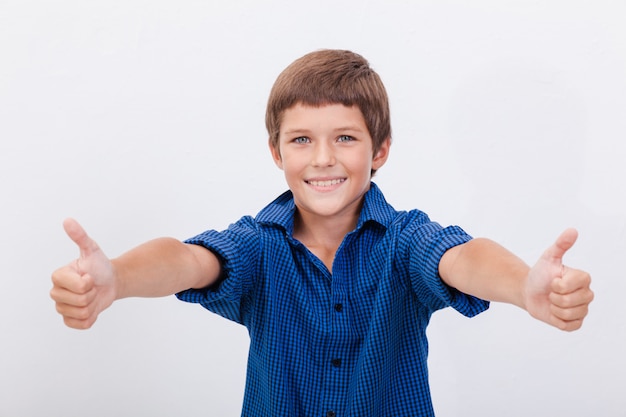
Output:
[
  {"xmin": 408, "ymin": 222, "xmax": 489, "ymax": 317},
  {"xmin": 176, "ymin": 216, "xmax": 260, "ymax": 324}
]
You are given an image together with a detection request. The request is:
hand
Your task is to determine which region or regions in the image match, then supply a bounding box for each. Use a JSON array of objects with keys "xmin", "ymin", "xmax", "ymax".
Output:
[
  {"xmin": 50, "ymin": 219, "xmax": 117, "ymax": 329},
  {"xmin": 524, "ymin": 228, "xmax": 594, "ymax": 331}
]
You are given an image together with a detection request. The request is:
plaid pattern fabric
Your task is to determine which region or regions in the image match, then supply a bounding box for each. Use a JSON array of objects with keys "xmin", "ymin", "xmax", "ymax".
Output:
[{"xmin": 177, "ymin": 183, "xmax": 489, "ymax": 416}]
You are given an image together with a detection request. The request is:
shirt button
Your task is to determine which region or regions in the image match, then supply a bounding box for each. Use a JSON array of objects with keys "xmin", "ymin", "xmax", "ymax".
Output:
[
  {"xmin": 334, "ymin": 303, "xmax": 343, "ymax": 312},
  {"xmin": 331, "ymin": 358, "xmax": 342, "ymax": 367},
  {"xmin": 326, "ymin": 411, "xmax": 336, "ymax": 417}
]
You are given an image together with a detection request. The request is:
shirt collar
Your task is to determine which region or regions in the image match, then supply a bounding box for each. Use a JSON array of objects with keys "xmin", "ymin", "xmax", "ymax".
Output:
[
  {"xmin": 357, "ymin": 182, "xmax": 396, "ymax": 229},
  {"xmin": 256, "ymin": 189, "xmax": 298, "ymax": 234},
  {"xmin": 256, "ymin": 182, "xmax": 396, "ymax": 235}
]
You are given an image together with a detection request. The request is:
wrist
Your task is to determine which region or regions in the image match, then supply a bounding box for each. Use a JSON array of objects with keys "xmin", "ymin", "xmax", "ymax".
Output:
[{"xmin": 110, "ymin": 258, "xmax": 125, "ymax": 300}]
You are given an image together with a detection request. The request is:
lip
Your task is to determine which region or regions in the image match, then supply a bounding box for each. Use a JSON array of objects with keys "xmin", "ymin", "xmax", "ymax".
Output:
[{"xmin": 304, "ymin": 177, "xmax": 347, "ymax": 191}]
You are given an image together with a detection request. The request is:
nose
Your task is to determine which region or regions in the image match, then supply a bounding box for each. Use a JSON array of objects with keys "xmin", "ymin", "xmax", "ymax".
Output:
[{"xmin": 311, "ymin": 141, "xmax": 336, "ymax": 167}]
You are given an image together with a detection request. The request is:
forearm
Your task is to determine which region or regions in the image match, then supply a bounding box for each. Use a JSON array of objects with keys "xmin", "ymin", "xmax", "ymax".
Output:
[
  {"xmin": 112, "ymin": 238, "xmax": 221, "ymax": 300},
  {"xmin": 439, "ymin": 238, "xmax": 529, "ymax": 309}
]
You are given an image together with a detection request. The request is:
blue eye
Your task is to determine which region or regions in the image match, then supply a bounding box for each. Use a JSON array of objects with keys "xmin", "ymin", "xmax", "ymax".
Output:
[
  {"xmin": 337, "ymin": 135, "xmax": 355, "ymax": 142},
  {"xmin": 293, "ymin": 136, "xmax": 310, "ymax": 144}
]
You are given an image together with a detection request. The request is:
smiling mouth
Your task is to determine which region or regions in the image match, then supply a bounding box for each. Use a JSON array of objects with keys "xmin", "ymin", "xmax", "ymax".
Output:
[{"xmin": 305, "ymin": 178, "xmax": 346, "ymax": 187}]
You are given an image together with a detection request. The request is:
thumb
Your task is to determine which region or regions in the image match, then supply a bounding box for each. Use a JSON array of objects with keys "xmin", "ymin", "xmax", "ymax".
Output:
[
  {"xmin": 63, "ymin": 218, "xmax": 101, "ymax": 259},
  {"xmin": 543, "ymin": 227, "xmax": 578, "ymax": 264}
]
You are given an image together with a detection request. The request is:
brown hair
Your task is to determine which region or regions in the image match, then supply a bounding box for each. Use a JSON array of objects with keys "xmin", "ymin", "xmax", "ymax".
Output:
[{"xmin": 265, "ymin": 49, "xmax": 391, "ymax": 155}]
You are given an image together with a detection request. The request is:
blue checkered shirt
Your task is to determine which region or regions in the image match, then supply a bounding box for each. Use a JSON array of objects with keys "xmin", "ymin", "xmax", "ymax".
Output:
[{"xmin": 177, "ymin": 183, "xmax": 489, "ymax": 416}]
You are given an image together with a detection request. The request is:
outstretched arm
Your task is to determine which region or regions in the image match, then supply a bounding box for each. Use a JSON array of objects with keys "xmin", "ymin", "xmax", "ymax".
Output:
[
  {"xmin": 439, "ymin": 228, "xmax": 593, "ymax": 331},
  {"xmin": 50, "ymin": 218, "xmax": 221, "ymax": 329}
]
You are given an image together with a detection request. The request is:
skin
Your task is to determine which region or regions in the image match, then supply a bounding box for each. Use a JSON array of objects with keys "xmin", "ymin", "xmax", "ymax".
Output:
[
  {"xmin": 269, "ymin": 103, "xmax": 390, "ymax": 271},
  {"xmin": 51, "ymin": 103, "xmax": 593, "ymax": 331}
]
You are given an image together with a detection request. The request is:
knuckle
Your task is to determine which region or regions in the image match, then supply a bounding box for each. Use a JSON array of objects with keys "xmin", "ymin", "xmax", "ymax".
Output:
[
  {"xmin": 55, "ymin": 303, "xmax": 66, "ymax": 315},
  {"xmin": 75, "ymin": 279, "xmax": 91, "ymax": 294},
  {"xmin": 567, "ymin": 320, "xmax": 583, "ymax": 332},
  {"xmin": 555, "ymin": 319, "xmax": 569, "ymax": 331},
  {"xmin": 558, "ymin": 293, "xmax": 571, "ymax": 306},
  {"xmin": 74, "ymin": 293, "xmax": 90, "ymax": 308},
  {"xmin": 562, "ymin": 309, "xmax": 577, "ymax": 321},
  {"xmin": 50, "ymin": 269, "xmax": 65, "ymax": 286},
  {"xmin": 549, "ymin": 292, "xmax": 568, "ymax": 307},
  {"xmin": 77, "ymin": 320, "xmax": 93, "ymax": 330},
  {"xmin": 75, "ymin": 307, "xmax": 91, "ymax": 321},
  {"xmin": 556, "ymin": 319, "xmax": 581, "ymax": 332},
  {"xmin": 551, "ymin": 305, "xmax": 585, "ymax": 322},
  {"xmin": 64, "ymin": 317, "xmax": 92, "ymax": 330}
]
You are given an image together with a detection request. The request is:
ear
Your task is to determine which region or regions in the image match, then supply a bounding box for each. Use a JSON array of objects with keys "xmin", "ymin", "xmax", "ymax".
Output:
[
  {"xmin": 372, "ymin": 137, "xmax": 391, "ymax": 171},
  {"xmin": 269, "ymin": 139, "xmax": 283, "ymax": 170}
]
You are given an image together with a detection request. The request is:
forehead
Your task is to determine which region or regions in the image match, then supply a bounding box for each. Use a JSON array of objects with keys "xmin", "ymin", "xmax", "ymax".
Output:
[{"xmin": 280, "ymin": 103, "xmax": 368, "ymax": 134}]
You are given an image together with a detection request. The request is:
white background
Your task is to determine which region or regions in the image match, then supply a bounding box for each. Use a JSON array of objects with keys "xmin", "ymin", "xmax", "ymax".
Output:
[{"xmin": 1, "ymin": 1, "xmax": 625, "ymax": 416}]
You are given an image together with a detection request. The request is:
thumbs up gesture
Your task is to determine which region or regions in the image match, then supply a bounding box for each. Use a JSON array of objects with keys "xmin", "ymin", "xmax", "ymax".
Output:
[
  {"xmin": 524, "ymin": 228, "xmax": 594, "ymax": 331},
  {"xmin": 50, "ymin": 219, "xmax": 117, "ymax": 329}
]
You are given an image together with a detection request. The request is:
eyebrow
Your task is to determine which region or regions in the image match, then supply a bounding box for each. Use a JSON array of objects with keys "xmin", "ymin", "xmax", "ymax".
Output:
[{"xmin": 282, "ymin": 126, "xmax": 365, "ymax": 136}]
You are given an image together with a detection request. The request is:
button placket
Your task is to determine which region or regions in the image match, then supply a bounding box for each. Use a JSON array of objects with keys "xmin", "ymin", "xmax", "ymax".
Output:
[{"xmin": 323, "ymin": 236, "xmax": 353, "ymax": 417}]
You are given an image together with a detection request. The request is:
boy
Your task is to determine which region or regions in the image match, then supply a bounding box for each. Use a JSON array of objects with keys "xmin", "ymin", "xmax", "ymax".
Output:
[{"xmin": 51, "ymin": 49, "xmax": 593, "ymax": 416}]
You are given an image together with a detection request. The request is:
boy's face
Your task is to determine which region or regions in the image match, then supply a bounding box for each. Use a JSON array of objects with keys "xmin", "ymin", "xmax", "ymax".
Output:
[{"xmin": 270, "ymin": 103, "xmax": 390, "ymax": 223}]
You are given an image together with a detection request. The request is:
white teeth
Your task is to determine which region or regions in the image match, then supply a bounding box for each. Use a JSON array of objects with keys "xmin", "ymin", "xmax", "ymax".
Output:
[{"xmin": 308, "ymin": 179, "xmax": 345, "ymax": 187}]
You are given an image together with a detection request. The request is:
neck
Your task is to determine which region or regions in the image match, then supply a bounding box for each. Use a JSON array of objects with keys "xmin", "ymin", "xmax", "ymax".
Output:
[
  {"xmin": 292, "ymin": 206, "xmax": 361, "ymax": 273},
  {"xmin": 294, "ymin": 209, "xmax": 358, "ymax": 246}
]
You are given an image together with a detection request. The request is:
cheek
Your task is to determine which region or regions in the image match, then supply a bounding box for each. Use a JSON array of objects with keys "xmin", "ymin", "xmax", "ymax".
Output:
[
  {"xmin": 279, "ymin": 150, "xmax": 308, "ymax": 170},
  {"xmin": 273, "ymin": 157, "xmax": 298, "ymax": 180},
  {"xmin": 344, "ymin": 151, "xmax": 374, "ymax": 172},
  {"xmin": 281, "ymin": 159, "xmax": 303, "ymax": 177}
]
